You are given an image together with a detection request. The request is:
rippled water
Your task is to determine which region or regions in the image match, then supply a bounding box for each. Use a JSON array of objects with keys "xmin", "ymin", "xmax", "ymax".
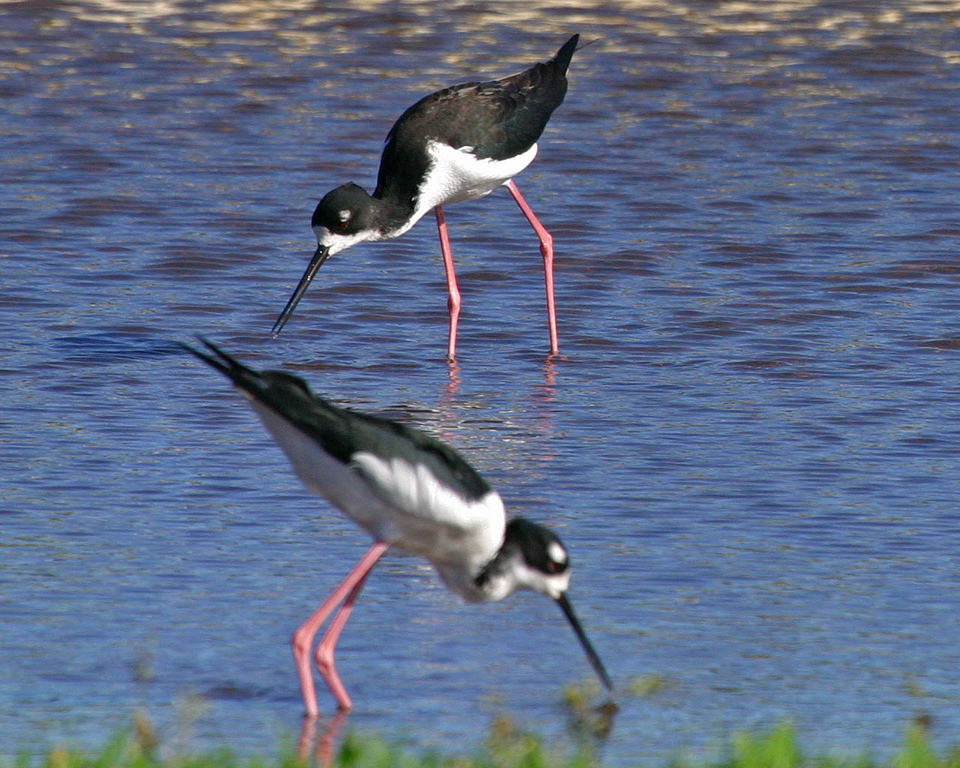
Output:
[{"xmin": 3, "ymin": 1, "xmax": 960, "ymax": 764}]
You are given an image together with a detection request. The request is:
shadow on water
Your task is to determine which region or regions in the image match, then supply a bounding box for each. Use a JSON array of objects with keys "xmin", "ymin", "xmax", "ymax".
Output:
[{"xmin": 49, "ymin": 333, "xmax": 183, "ymax": 365}]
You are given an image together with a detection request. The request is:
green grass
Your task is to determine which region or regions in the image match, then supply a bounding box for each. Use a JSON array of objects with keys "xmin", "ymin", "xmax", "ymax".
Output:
[{"xmin": 6, "ymin": 718, "xmax": 959, "ymax": 768}]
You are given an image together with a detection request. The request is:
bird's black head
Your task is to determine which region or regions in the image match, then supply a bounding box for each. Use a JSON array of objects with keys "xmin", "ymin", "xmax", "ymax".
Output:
[
  {"xmin": 474, "ymin": 518, "xmax": 571, "ymax": 601},
  {"xmin": 505, "ymin": 517, "xmax": 570, "ymax": 577},
  {"xmin": 311, "ymin": 182, "xmax": 376, "ymax": 236}
]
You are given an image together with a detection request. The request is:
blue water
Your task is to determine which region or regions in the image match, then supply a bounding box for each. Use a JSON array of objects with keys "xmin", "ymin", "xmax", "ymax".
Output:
[{"xmin": 2, "ymin": 2, "xmax": 960, "ymax": 764}]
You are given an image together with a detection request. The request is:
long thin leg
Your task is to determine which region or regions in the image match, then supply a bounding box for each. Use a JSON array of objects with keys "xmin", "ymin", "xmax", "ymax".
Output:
[
  {"xmin": 435, "ymin": 205, "xmax": 461, "ymax": 361},
  {"xmin": 291, "ymin": 542, "xmax": 390, "ymax": 718},
  {"xmin": 314, "ymin": 560, "xmax": 378, "ymax": 712},
  {"xmin": 505, "ymin": 180, "xmax": 560, "ymax": 355}
]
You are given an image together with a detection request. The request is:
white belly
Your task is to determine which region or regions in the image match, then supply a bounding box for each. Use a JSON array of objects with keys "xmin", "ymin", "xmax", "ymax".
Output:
[{"xmin": 402, "ymin": 141, "xmax": 538, "ymax": 228}]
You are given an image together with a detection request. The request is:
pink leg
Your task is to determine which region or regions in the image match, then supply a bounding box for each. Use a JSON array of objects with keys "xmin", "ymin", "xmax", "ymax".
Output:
[
  {"xmin": 435, "ymin": 205, "xmax": 461, "ymax": 361},
  {"xmin": 314, "ymin": 560, "xmax": 378, "ymax": 712},
  {"xmin": 291, "ymin": 541, "xmax": 389, "ymax": 717},
  {"xmin": 505, "ymin": 180, "xmax": 560, "ymax": 355}
]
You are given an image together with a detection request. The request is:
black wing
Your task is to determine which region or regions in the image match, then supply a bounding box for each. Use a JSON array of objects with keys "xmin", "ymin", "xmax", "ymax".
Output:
[
  {"xmin": 181, "ymin": 339, "xmax": 492, "ymax": 503},
  {"xmin": 374, "ymin": 35, "xmax": 579, "ymax": 203}
]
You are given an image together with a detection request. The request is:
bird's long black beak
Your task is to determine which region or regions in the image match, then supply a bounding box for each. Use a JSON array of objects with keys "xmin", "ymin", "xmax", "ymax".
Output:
[
  {"xmin": 556, "ymin": 593, "xmax": 614, "ymax": 695},
  {"xmin": 270, "ymin": 244, "xmax": 330, "ymax": 337}
]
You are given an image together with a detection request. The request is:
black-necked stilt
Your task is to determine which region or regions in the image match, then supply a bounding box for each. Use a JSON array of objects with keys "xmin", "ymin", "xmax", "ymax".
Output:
[
  {"xmin": 271, "ymin": 35, "xmax": 581, "ymax": 360},
  {"xmin": 182, "ymin": 339, "xmax": 612, "ymax": 716}
]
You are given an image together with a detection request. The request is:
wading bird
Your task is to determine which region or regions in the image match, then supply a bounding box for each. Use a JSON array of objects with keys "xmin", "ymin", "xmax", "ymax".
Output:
[
  {"xmin": 182, "ymin": 339, "xmax": 612, "ymax": 716},
  {"xmin": 271, "ymin": 35, "xmax": 581, "ymax": 359}
]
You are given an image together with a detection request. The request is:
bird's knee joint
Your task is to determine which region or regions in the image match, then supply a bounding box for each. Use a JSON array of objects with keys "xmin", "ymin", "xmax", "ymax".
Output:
[
  {"xmin": 291, "ymin": 630, "xmax": 312, "ymax": 658},
  {"xmin": 315, "ymin": 647, "xmax": 336, "ymax": 675},
  {"xmin": 540, "ymin": 234, "xmax": 554, "ymax": 257}
]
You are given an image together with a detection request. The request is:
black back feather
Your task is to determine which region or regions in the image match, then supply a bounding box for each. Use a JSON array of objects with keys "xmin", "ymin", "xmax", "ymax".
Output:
[
  {"xmin": 374, "ymin": 35, "xmax": 580, "ymax": 204},
  {"xmin": 182, "ymin": 339, "xmax": 492, "ymax": 502}
]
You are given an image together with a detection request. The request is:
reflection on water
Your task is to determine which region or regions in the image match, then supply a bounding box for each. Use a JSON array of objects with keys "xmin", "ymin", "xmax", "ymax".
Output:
[
  {"xmin": 3, "ymin": 1, "xmax": 960, "ymax": 766},
  {"xmin": 297, "ymin": 712, "xmax": 348, "ymax": 767}
]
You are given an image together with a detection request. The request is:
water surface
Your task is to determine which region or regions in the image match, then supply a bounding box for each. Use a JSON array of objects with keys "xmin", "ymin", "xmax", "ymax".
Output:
[{"xmin": 2, "ymin": 1, "xmax": 960, "ymax": 764}]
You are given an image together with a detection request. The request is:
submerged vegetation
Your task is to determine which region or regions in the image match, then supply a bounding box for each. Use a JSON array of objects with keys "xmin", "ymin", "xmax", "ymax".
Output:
[{"xmin": 6, "ymin": 718, "xmax": 960, "ymax": 768}]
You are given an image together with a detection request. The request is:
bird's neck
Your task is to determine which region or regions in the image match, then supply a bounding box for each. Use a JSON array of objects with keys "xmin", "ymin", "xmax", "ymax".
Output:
[
  {"xmin": 431, "ymin": 545, "xmax": 519, "ymax": 605},
  {"xmin": 370, "ymin": 183, "xmax": 422, "ymax": 239},
  {"xmin": 468, "ymin": 543, "xmax": 524, "ymax": 603}
]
